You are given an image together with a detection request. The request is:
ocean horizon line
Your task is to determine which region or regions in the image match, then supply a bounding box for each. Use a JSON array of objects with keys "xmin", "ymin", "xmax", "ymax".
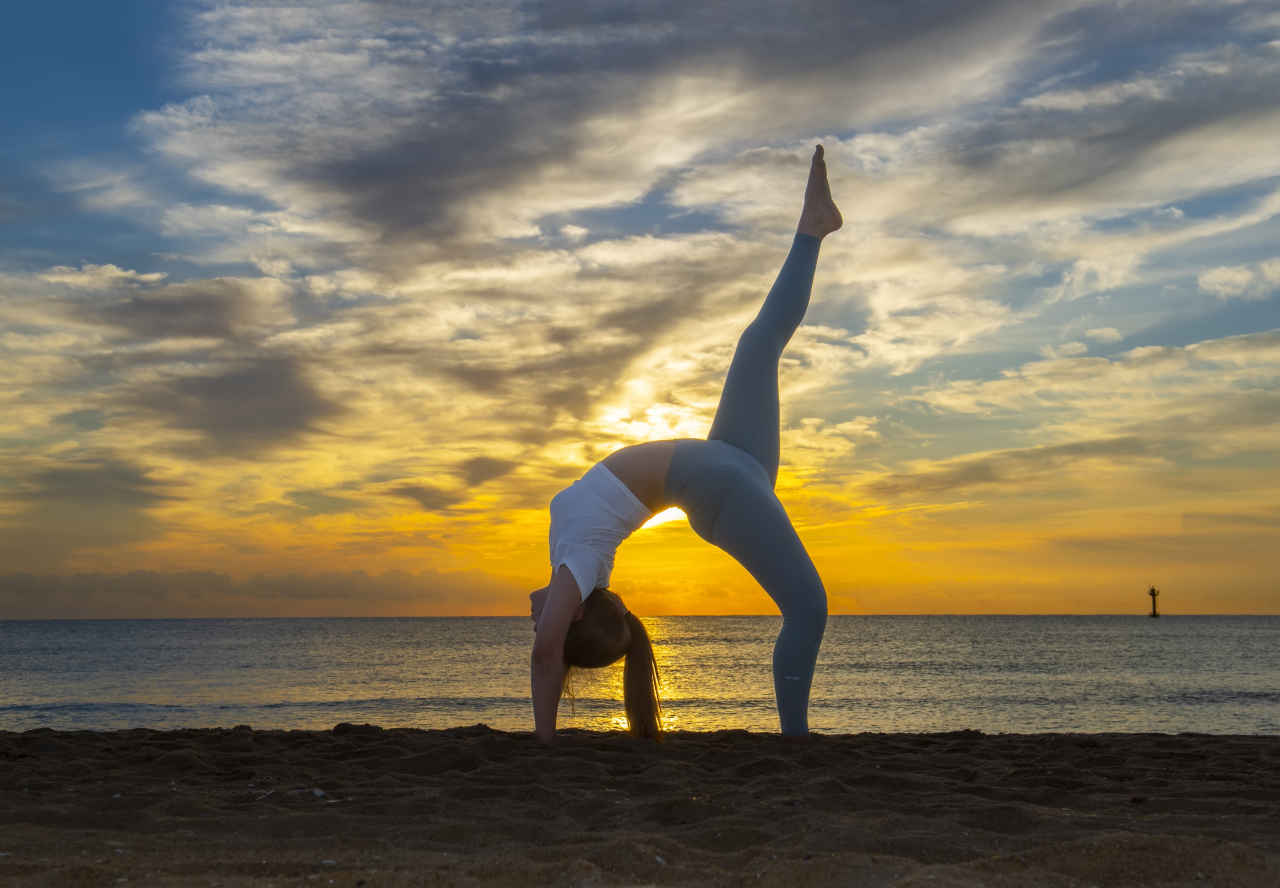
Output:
[{"xmin": 3, "ymin": 612, "xmax": 1276, "ymax": 622}]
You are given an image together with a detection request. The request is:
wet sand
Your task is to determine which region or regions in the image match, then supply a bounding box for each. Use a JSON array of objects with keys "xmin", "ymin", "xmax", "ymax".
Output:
[{"xmin": 1, "ymin": 725, "xmax": 1276, "ymax": 887}]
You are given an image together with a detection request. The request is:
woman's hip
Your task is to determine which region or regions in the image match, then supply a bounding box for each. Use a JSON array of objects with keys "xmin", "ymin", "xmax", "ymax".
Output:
[{"xmin": 663, "ymin": 439, "xmax": 775, "ymax": 542}]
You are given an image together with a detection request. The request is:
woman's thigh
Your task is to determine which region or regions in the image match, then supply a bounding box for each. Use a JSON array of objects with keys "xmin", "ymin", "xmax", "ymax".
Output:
[
  {"xmin": 707, "ymin": 322, "xmax": 781, "ymax": 483},
  {"xmin": 710, "ymin": 483, "xmax": 826, "ymax": 619}
]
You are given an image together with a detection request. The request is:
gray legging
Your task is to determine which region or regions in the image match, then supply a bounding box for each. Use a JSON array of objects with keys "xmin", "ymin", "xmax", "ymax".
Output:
[{"xmin": 663, "ymin": 232, "xmax": 827, "ymax": 736}]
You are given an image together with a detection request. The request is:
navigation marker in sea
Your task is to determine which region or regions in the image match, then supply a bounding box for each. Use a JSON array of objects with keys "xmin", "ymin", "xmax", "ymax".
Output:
[{"xmin": 1148, "ymin": 584, "xmax": 1160, "ymax": 618}]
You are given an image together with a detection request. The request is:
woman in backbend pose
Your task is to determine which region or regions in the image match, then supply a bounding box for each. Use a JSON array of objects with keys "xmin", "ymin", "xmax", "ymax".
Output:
[{"xmin": 530, "ymin": 146, "xmax": 843, "ymax": 744}]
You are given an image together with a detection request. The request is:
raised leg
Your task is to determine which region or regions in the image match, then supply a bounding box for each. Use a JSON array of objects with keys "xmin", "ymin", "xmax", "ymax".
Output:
[{"xmin": 707, "ymin": 145, "xmax": 841, "ymax": 485}]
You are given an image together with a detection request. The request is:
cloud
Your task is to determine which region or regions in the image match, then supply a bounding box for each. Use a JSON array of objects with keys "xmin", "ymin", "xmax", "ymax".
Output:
[
  {"xmin": 947, "ymin": 41, "xmax": 1280, "ymax": 221},
  {"xmin": 54, "ymin": 409, "xmax": 108, "ymax": 432},
  {"xmin": 1181, "ymin": 510, "xmax": 1280, "ymax": 532},
  {"xmin": 134, "ymin": 357, "xmax": 346, "ymax": 456},
  {"xmin": 389, "ymin": 484, "xmax": 465, "ymax": 512},
  {"xmin": 898, "ymin": 330, "xmax": 1280, "ymax": 462},
  {"xmin": 90, "ymin": 276, "xmax": 295, "ymax": 341},
  {"xmin": 0, "ymin": 568, "xmax": 526, "ymax": 618},
  {"xmin": 1198, "ymin": 259, "xmax": 1280, "ymax": 301},
  {"xmin": 853, "ymin": 293, "xmax": 1013, "ymax": 375},
  {"xmin": 1037, "ymin": 256, "xmax": 1142, "ymax": 305},
  {"xmin": 283, "ymin": 489, "xmax": 363, "ymax": 514},
  {"xmin": 1038, "ymin": 340, "xmax": 1089, "ymax": 359},
  {"xmin": 780, "ymin": 416, "xmax": 880, "ymax": 474},
  {"xmin": 0, "ymin": 458, "xmax": 180, "ymax": 567},
  {"xmin": 865, "ymin": 436, "xmax": 1153, "ymax": 497},
  {"xmin": 9, "ymin": 458, "xmax": 177, "ymax": 508},
  {"xmin": 459, "ymin": 456, "xmax": 517, "ymax": 487},
  {"xmin": 41, "ymin": 264, "xmax": 168, "ymax": 290},
  {"xmin": 1021, "ymin": 76, "xmax": 1169, "ymax": 111},
  {"xmin": 1085, "ymin": 327, "xmax": 1123, "ymax": 343}
]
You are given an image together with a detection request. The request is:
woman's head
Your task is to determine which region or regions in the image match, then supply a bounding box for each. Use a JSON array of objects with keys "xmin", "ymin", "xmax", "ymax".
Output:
[{"xmin": 563, "ymin": 588, "xmax": 663, "ymax": 742}]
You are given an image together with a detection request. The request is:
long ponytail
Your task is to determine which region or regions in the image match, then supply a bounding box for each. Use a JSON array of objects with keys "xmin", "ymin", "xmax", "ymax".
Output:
[
  {"xmin": 562, "ymin": 589, "xmax": 664, "ymax": 742},
  {"xmin": 621, "ymin": 611, "xmax": 663, "ymax": 741}
]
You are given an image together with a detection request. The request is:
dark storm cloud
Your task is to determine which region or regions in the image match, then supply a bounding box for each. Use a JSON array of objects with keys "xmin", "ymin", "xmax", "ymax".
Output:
[
  {"xmin": 136, "ymin": 357, "xmax": 345, "ymax": 456},
  {"xmin": 865, "ymin": 436, "xmax": 1153, "ymax": 497}
]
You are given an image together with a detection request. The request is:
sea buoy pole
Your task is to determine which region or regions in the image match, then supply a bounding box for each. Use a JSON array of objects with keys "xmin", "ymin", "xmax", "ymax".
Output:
[{"xmin": 1148, "ymin": 585, "xmax": 1160, "ymax": 618}]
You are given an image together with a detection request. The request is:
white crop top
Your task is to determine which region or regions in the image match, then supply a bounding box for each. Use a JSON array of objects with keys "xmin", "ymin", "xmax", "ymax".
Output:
[{"xmin": 548, "ymin": 462, "xmax": 653, "ymax": 600}]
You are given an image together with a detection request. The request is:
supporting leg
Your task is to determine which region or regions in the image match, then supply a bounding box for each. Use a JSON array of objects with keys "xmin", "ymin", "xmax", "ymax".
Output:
[{"xmin": 711, "ymin": 484, "xmax": 827, "ymax": 737}]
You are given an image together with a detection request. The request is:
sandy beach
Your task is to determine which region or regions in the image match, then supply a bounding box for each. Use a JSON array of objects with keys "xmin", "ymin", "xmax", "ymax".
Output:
[{"xmin": 1, "ymin": 725, "xmax": 1276, "ymax": 887}]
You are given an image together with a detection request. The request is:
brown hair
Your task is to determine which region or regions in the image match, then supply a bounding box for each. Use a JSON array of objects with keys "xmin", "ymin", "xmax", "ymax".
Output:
[{"xmin": 562, "ymin": 588, "xmax": 663, "ymax": 741}]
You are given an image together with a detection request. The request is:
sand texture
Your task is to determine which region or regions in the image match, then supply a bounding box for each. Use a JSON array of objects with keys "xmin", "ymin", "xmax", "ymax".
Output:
[{"xmin": 1, "ymin": 725, "xmax": 1277, "ymax": 887}]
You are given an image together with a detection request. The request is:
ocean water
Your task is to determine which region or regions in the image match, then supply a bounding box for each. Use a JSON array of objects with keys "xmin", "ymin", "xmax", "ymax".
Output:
[{"xmin": 0, "ymin": 616, "xmax": 1276, "ymax": 735}]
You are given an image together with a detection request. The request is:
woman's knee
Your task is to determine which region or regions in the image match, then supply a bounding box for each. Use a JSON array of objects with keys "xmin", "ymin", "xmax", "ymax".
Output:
[
  {"xmin": 781, "ymin": 584, "xmax": 827, "ymax": 635},
  {"xmin": 737, "ymin": 321, "xmax": 787, "ymax": 362}
]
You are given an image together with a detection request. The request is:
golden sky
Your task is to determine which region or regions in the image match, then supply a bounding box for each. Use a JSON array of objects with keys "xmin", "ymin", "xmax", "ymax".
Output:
[{"xmin": 2, "ymin": 0, "xmax": 1279, "ymax": 617}]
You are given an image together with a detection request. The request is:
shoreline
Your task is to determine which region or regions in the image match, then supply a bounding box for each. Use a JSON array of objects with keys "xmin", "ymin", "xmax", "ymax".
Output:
[{"xmin": 2, "ymin": 726, "xmax": 1277, "ymax": 886}]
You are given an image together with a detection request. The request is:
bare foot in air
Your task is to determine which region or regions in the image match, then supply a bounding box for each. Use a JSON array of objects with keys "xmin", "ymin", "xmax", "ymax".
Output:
[{"xmin": 797, "ymin": 144, "xmax": 842, "ymax": 240}]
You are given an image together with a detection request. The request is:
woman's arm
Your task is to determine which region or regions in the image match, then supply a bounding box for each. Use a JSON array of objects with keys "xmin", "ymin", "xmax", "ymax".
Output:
[{"xmin": 530, "ymin": 565, "xmax": 585, "ymax": 742}]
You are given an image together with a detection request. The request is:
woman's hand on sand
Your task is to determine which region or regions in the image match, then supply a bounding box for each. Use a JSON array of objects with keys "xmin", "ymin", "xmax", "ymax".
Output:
[{"xmin": 530, "ymin": 566, "xmax": 583, "ymax": 742}]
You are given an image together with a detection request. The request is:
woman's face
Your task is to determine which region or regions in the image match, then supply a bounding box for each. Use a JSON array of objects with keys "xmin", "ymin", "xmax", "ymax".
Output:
[
  {"xmin": 529, "ymin": 580, "xmax": 587, "ymax": 631},
  {"xmin": 529, "ymin": 585, "xmax": 549, "ymax": 630}
]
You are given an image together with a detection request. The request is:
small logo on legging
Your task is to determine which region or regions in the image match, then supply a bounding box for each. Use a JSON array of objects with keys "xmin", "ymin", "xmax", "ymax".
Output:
[{"xmin": 785, "ymin": 675, "xmax": 800, "ymax": 680}]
